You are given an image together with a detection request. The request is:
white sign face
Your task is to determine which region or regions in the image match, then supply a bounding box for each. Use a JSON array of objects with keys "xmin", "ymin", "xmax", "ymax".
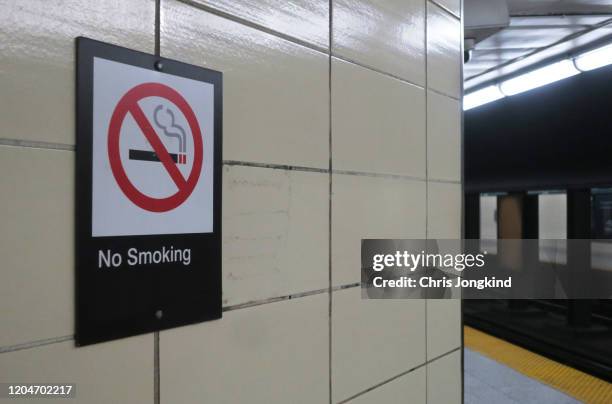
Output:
[{"xmin": 92, "ymin": 58, "xmax": 214, "ymax": 237}]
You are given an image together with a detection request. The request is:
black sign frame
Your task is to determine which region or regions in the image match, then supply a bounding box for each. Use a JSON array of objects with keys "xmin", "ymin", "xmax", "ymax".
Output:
[{"xmin": 75, "ymin": 37, "xmax": 222, "ymax": 346}]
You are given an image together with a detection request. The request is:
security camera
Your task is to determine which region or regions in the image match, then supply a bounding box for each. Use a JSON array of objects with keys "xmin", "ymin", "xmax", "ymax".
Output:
[
  {"xmin": 464, "ymin": 38, "xmax": 476, "ymax": 64},
  {"xmin": 464, "ymin": 50, "xmax": 472, "ymax": 64}
]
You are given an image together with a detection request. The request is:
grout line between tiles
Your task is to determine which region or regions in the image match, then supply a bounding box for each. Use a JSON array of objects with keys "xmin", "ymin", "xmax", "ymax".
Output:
[
  {"xmin": 0, "ymin": 143, "xmax": 460, "ymax": 184},
  {"xmin": 224, "ymin": 161, "xmax": 461, "ymax": 183},
  {"xmin": 0, "ymin": 141, "xmax": 460, "ymax": 185},
  {"xmin": 222, "ymin": 284, "xmax": 359, "ymax": 313},
  {"xmin": 0, "ymin": 284, "xmax": 361, "ymax": 355},
  {"xmin": 331, "ymin": 54, "xmax": 426, "ymax": 91},
  {"xmin": 223, "ymin": 160, "xmax": 328, "ymax": 173},
  {"xmin": 459, "ymin": 0, "xmax": 466, "ymax": 401},
  {"xmin": 336, "ymin": 347, "xmax": 462, "ymax": 404},
  {"xmin": 428, "ymin": 0, "xmax": 461, "ymax": 21},
  {"xmin": 222, "ymin": 288, "xmax": 328, "ymax": 312},
  {"xmin": 155, "ymin": 0, "xmax": 161, "ymax": 57},
  {"xmin": 175, "ymin": 0, "xmax": 328, "ymax": 54},
  {"xmin": 328, "ymin": 2, "xmax": 333, "ymax": 402},
  {"xmin": 0, "ymin": 335, "xmax": 73, "ymax": 354},
  {"xmin": 332, "ymin": 169, "xmax": 425, "ymax": 181},
  {"xmin": 0, "ymin": 138, "xmax": 75, "ymax": 151},
  {"xmin": 428, "ymin": 177, "xmax": 461, "ymax": 184},
  {"xmin": 154, "ymin": 331, "xmax": 160, "ymax": 404},
  {"xmin": 155, "ymin": 4, "xmax": 161, "ymax": 403},
  {"xmin": 424, "ymin": 1, "xmax": 430, "ymax": 402},
  {"xmin": 429, "ymin": 86, "xmax": 461, "ymax": 101}
]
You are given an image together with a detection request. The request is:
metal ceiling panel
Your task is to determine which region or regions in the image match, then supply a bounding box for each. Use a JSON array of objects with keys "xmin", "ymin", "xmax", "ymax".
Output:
[
  {"xmin": 471, "ymin": 48, "xmax": 538, "ymax": 60},
  {"xmin": 508, "ymin": 0, "xmax": 612, "ymax": 16},
  {"xmin": 510, "ymin": 15, "xmax": 612, "ymax": 27},
  {"xmin": 464, "ymin": 7, "xmax": 612, "ymax": 86},
  {"xmin": 465, "ymin": 22, "xmax": 612, "ymax": 89},
  {"xmin": 475, "ymin": 26, "xmax": 585, "ymax": 49}
]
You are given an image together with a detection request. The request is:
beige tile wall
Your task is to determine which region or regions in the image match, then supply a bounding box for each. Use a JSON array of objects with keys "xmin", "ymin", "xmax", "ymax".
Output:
[
  {"xmin": 161, "ymin": 0, "xmax": 329, "ymax": 169},
  {"xmin": 0, "ymin": 0, "xmax": 155, "ymax": 146},
  {"xmin": 433, "ymin": 0, "xmax": 461, "ymax": 18},
  {"xmin": 426, "ymin": 181, "xmax": 462, "ymax": 363},
  {"xmin": 0, "ymin": 0, "xmax": 463, "ymax": 403},
  {"xmin": 222, "ymin": 165, "xmax": 329, "ymax": 306},
  {"xmin": 428, "ymin": 350, "xmax": 462, "ymax": 404},
  {"xmin": 427, "ymin": 1, "xmax": 462, "ymax": 98},
  {"xmin": 160, "ymin": 294, "xmax": 329, "ymax": 403},
  {"xmin": 332, "ymin": 174, "xmax": 426, "ymax": 286},
  {"xmin": 332, "ymin": 58, "xmax": 426, "ymax": 177},
  {"xmin": 0, "ymin": 335, "xmax": 154, "ymax": 404},
  {"xmin": 332, "ymin": 287, "xmax": 426, "ymax": 402},
  {"xmin": 428, "ymin": 91, "xmax": 461, "ymax": 182},
  {"xmin": 188, "ymin": 0, "xmax": 330, "ymax": 49},
  {"xmin": 0, "ymin": 147, "xmax": 73, "ymax": 347},
  {"xmin": 333, "ymin": 0, "xmax": 426, "ymax": 85},
  {"xmin": 345, "ymin": 367, "xmax": 426, "ymax": 404},
  {"xmin": 425, "ymin": 4, "xmax": 463, "ymax": 404}
]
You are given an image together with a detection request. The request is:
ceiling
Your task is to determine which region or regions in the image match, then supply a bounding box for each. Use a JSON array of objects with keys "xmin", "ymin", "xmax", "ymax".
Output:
[
  {"xmin": 464, "ymin": 0, "xmax": 612, "ymax": 90},
  {"xmin": 508, "ymin": 0, "xmax": 612, "ymax": 15}
]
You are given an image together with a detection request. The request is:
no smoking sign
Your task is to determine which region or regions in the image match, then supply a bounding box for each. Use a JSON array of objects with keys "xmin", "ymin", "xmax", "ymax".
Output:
[
  {"xmin": 107, "ymin": 82, "xmax": 203, "ymax": 213},
  {"xmin": 76, "ymin": 38, "xmax": 222, "ymax": 345},
  {"xmin": 93, "ymin": 58, "xmax": 214, "ymax": 236}
]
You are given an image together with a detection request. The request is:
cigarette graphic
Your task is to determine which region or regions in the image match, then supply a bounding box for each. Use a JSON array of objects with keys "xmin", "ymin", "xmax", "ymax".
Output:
[
  {"xmin": 129, "ymin": 149, "xmax": 179, "ymax": 163},
  {"xmin": 129, "ymin": 104, "xmax": 188, "ymax": 165}
]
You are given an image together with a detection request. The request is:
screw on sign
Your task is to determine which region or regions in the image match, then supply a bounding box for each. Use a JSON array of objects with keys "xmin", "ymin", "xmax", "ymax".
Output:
[{"xmin": 107, "ymin": 82, "xmax": 204, "ymax": 213}]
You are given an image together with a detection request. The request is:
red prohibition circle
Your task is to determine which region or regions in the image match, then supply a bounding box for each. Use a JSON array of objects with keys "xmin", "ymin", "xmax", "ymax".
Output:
[{"xmin": 108, "ymin": 82, "xmax": 204, "ymax": 212}]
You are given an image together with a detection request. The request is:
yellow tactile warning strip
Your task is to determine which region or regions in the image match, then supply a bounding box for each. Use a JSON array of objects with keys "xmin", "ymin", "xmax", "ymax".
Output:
[{"xmin": 464, "ymin": 326, "xmax": 612, "ymax": 404}]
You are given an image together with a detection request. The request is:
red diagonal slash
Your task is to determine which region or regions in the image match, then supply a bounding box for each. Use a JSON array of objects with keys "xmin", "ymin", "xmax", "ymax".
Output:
[
  {"xmin": 129, "ymin": 103, "xmax": 187, "ymax": 189},
  {"xmin": 108, "ymin": 82, "xmax": 204, "ymax": 213}
]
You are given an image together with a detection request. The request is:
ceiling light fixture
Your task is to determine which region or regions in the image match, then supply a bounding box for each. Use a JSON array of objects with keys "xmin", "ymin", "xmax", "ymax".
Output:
[
  {"xmin": 464, "ymin": 42, "xmax": 612, "ymax": 111},
  {"xmin": 499, "ymin": 60, "xmax": 580, "ymax": 96},
  {"xmin": 574, "ymin": 43, "xmax": 612, "ymax": 72},
  {"xmin": 463, "ymin": 85, "xmax": 506, "ymax": 110}
]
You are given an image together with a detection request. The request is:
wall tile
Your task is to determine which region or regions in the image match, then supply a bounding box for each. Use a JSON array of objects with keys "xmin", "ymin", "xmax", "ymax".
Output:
[
  {"xmin": 427, "ymin": 182, "xmax": 461, "ymax": 239},
  {"xmin": 427, "ymin": 2, "xmax": 461, "ymax": 98},
  {"xmin": 332, "ymin": 59, "xmax": 425, "ymax": 177},
  {"xmin": 333, "ymin": 0, "xmax": 425, "ymax": 85},
  {"xmin": 427, "ymin": 91, "xmax": 461, "ymax": 182},
  {"xmin": 0, "ymin": 334, "xmax": 153, "ymax": 404},
  {"xmin": 0, "ymin": 0, "xmax": 155, "ymax": 145},
  {"xmin": 426, "ymin": 182, "xmax": 462, "ymax": 316},
  {"xmin": 160, "ymin": 294, "xmax": 329, "ymax": 404},
  {"xmin": 190, "ymin": 0, "xmax": 329, "ymax": 49},
  {"xmin": 346, "ymin": 367, "xmax": 426, "ymax": 404},
  {"xmin": 332, "ymin": 287, "xmax": 426, "ymax": 403},
  {"xmin": 433, "ymin": 0, "xmax": 461, "ymax": 18},
  {"xmin": 161, "ymin": 0, "xmax": 329, "ymax": 169},
  {"xmin": 332, "ymin": 174, "xmax": 426, "ymax": 286},
  {"xmin": 427, "ymin": 300, "xmax": 461, "ymax": 359},
  {"xmin": 223, "ymin": 165, "xmax": 328, "ymax": 306},
  {"xmin": 0, "ymin": 146, "xmax": 73, "ymax": 347},
  {"xmin": 427, "ymin": 350, "xmax": 462, "ymax": 404}
]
